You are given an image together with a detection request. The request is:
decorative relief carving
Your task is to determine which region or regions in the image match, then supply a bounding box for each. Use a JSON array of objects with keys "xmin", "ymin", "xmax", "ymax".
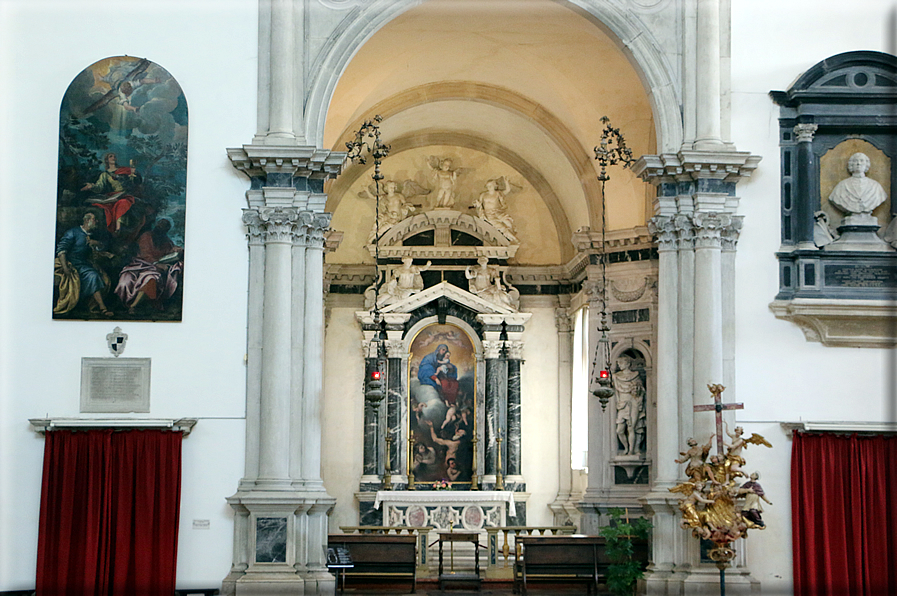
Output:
[{"xmin": 610, "ymin": 278, "xmax": 648, "ymax": 303}]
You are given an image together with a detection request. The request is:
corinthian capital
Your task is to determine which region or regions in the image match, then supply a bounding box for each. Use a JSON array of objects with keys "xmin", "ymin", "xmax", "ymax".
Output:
[
  {"xmin": 673, "ymin": 214, "xmax": 694, "ymax": 249},
  {"xmin": 793, "ymin": 123, "xmax": 818, "ymax": 143},
  {"xmin": 692, "ymin": 212, "xmax": 731, "ymax": 249},
  {"xmin": 257, "ymin": 207, "xmax": 300, "ymax": 243},
  {"xmin": 482, "ymin": 340, "xmax": 504, "ymax": 359},
  {"xmin": 648, "ymin": 216, "xmax": 678, "ymax": 251},
  {"xmin": 721, "ymin": 215, "xmax": 745, "ymax": 251},
  {"xmin": 303, "ymin": 212, "xmax": 333, "ymax": 248},
  {"xmin": 555, "ymin": 308, "xmax": 574, "ymax": 333},
  {"xmin": 242, "ymin": 209, "xmax": 266, "ymax": 246}
]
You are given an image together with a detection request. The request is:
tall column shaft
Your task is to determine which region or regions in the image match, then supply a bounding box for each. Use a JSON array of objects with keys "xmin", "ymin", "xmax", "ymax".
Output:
[
  {"xmin": 268, "ymin": 0, "xmax": 294, "ymax": 138},
  {"xmin": 483, "ymin": 341, "xmax": 506, "ymax": 477},
  {"xmin": 676, "ymin": 214, "xmax": 696, "ymax": 451},
  {"xmin": 695, "ymin": 0, "xmax": 722, "ymax": 148},
  {"xmin": 506, "ymin": 343, "xmax": 523, "ymax": 477},
  {"xmin": 794, "ymin": 124, "xmax": 819, "ymax": 248},
  {"xmin": 289, "ymin": 236, "xmax": 307, "ymax": 481},
  {"xmin": 301, "ymin": 215, "xmax": 329, "ymax": 487},
  {"xmin": 259, "ymin": 209, "xmax": 297, "ymax": 481},
  {"xmin": 243, "ymin": 212, "xmax": 265, "ymax": 483},
  {"xmin": 692, "ymin": 212, "xmax": 725, "ymax": 440},
  {"xmin": 650, "ymin": 217, "xmax": 680, "ymax": 487}
]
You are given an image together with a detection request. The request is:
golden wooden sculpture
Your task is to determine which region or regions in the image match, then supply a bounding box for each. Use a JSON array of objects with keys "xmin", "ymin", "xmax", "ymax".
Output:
[{"xmin": 670, "ymin": 384, "xmax": 773, "ymax": 570}]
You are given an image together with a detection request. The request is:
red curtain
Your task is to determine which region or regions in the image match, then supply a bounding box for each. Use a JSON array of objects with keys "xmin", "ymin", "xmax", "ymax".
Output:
[
  {"xmin": 36, "ymin": 429, "xmax": 183, "ymax": 596},
  {"xmin": 792, "ymin": 432, "xmax": 897, "ymax": 596}
]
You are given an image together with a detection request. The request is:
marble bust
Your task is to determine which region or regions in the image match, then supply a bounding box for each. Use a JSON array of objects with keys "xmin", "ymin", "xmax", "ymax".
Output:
[{"xmin": 828, "ymin": 152, "xmax": 887, "ymax": 215}]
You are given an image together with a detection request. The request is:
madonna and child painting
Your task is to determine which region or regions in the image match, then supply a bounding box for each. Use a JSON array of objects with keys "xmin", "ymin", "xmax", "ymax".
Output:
[{"xmin": 409, "ymin": 324, "xmax": 477, "ymax": 485}]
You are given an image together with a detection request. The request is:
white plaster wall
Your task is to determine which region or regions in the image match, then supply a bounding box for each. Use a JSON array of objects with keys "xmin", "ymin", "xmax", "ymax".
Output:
[
  {"xmin": 519, "ymin": 306, "xmax": 562, "ymax": 526},
  {"xmin": 321, "ymin": 304, "xmax": 366, "ymax": 530},
  {"xmin": 729, "ymin": 1, "xmax": 896, "ymax": 592},
  {"xmin": 0, "ymin": 0, "xmax": 257, "ymax": 590}
]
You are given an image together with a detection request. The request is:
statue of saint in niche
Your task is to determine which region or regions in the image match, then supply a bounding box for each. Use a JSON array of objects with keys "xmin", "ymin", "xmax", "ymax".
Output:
[
  {"xmin": 613, "ymin": 354, "xmax": 646, "ymax": 456},
  {"xmin": 828, "ymin": 152, "xmax": 888, "ymax": 216}
]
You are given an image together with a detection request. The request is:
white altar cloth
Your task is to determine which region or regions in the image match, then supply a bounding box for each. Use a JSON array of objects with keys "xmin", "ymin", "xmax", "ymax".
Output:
[{"xmin": 374, "ymin": 490, "xmax": 516, "ymax": 517}]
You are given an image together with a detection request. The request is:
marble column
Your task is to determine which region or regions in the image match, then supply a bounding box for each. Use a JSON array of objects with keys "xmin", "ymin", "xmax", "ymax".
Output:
[
  {"xmin": 241, "ymin": 212, "xmax": 265, "ymax": 487},
  {"xmin": 258, "ymin": 207, "xmax": 299, "ymax": 486},
  {"xmin": 692, "ymin": 211, "xmax": 727, "ymax": 441},
  {"xmin": 482, "ymin": 340, "xmax": 506, "ymax": 480},
  {"xmin": 224, "ymin": 149, "xmax": 342, "ymax": 596},
  {"xmin": 793, "ymin": 123, "xmax": 819, "ymax": 249},
  {"xmin": 386, "ymin": 339, "xmax": 405, "ymax": 477},
  {"xmin": 721, "ymin": 217, "xmax": 743, "ymax": 402},
  {"xmin": 362, "ymin": 355, "xmax": 380, "ymax": 478},
  {"xmin": 695, "ymin": 0, "xmax": 723, "ymax": 150},
  {"xmin": 301, "ymin": 214, "xmax": 330, "ymax": 492},
  {"xmin": 505, "ymin": 340, "xmax": 523, "ymax": 477},
  {"xmin": 675, "ymin": 213, "xmax": 696, "ymax": 450},
  {"xmin": 647, "ymin": 215, "xmax": 680, "ymax": 489}
]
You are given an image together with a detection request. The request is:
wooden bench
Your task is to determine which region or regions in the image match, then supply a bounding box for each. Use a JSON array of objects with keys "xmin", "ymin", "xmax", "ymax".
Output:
[
  {"xmin": 514, "ymin": 535, "xmax": 648, "ymax": 595},
  {"xmin": 328, "ymin": 533, "xmax": 418, "ymax": 593}
]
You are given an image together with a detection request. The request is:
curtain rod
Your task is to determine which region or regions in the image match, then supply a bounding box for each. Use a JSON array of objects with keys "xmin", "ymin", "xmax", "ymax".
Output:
[
  {"xmin": 29, "ymin": 418, "xmax": 197, "ymax": 436},
  {"xmin": 781, "ymin": 421, "xmax": 897, "ymax": 434}
]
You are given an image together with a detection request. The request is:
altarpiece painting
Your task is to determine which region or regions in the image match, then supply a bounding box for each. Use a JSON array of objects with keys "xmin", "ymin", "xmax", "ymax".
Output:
[
  {"xmin": 53, "ymin": 56, "xmax": 188, "ymax": 321},
  {"xmin": 409, "ymin": 323, "xmax": 476, "ymax": 485}
]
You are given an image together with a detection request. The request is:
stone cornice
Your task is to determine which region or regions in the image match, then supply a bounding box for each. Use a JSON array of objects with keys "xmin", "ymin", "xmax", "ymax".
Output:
[
  {"xmin": 571, "ymin": 226, "xmax": 654, "ymax": 253},
  {"xmin": 634, "ymin": 150, "xmax": 762, "ymax": 184},
  {"xmin": 227, "ymin": 145, "xmax": 346, "ymax": 180}
]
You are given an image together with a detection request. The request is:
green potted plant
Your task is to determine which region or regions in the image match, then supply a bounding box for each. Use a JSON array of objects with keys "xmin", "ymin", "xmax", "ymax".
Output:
[{"xmin": 599, "ymin": 508, "xmax": 652, "ymax": 596}]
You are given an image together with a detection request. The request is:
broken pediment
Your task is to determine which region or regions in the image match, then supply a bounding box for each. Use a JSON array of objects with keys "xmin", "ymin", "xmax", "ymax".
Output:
[
  {"xmin": 378, "ymin": 280, "xmax": 517, "ymax": 316},
  {"xmin": 366, "ymin": 210, "xmax": 519, "ymax": 260}
]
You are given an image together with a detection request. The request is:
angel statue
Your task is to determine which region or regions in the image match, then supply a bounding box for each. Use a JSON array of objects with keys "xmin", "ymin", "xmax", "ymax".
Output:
[
  {"xmin": 737, "ymin": 472, "xmax": 772, "ymax": 529},
  {"xmin": 427, "ymin": 156, "xmax": 465, "ymax": 209},
  {"xmin": 465, "ymin": 257, "xmax": 519, "ymax": 310},
  {"xmin": 361, "ymin": 179, "xmax": 430, "ymax": 242},
  {"xmin": 474, "ymin": 177, "xmax": 519, "ymax": 240},
  {"xmin": 723, "ymin": 422, "xmax": 772, "ymax": 478},
  {"xmin": 674, "ymin": 435, "xmax": 714, "ymax": 483},
  {"xmin": 376, "ymin": 257, "xmax": 432, "ymax": 307}
]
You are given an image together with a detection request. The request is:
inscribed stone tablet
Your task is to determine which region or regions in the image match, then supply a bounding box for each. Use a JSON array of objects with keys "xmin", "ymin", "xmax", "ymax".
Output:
[{"xmin": 80, "ymin": 357, "xmax": 151, "ymax": 413}]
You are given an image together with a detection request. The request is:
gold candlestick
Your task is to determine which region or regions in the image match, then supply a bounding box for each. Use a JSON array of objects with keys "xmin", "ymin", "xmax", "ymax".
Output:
[{"xmin": 496, "ymin": 430, "xmax": 504, "ymax": 490}]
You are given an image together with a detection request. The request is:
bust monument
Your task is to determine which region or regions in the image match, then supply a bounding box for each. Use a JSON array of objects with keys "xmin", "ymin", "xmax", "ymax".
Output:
[{"xmin": 828, "ymin": 152, "xmax": 887, "ymax": 215}]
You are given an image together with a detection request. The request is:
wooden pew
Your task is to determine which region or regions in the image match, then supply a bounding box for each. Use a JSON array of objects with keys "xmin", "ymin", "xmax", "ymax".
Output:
[
  {"xmin": 513, "ymin": 534, "xmax": 648, "ymax": 595},
  {"xmin": 328, "ymin": 533, "xmax": 419, "ymax": 593}
]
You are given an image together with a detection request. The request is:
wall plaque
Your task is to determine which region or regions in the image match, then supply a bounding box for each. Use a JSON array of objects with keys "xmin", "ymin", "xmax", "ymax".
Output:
[
  {"xmin": 825, "ymin": 264, "xmax": 897, "ymax": 288},
  {"xmin": 80, "ymin": 357, "xmax": 151, "ymax": 413}
]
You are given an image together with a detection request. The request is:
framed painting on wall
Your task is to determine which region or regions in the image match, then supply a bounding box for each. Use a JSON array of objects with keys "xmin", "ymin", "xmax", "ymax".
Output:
[
  {"xmin": 52, "ymin": 56, "xmax": 188, "ymax": 321},
  {"xmin": 408, "ymin": 323, "xmax": 476, "ymax": 486}
]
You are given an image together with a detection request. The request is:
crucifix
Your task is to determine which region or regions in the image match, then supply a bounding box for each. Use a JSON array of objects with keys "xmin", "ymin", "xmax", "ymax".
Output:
[{"xmin": 694, "ymin": 383, "xmax": 743, "ymax": 455}]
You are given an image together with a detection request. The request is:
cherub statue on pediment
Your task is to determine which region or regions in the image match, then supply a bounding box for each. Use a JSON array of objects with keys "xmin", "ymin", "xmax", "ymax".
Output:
[
  {"xmin": 427, "ymin": 156, "xmax": 471, "ymax": 209},
  {"xmin": 361, "ymin": 179, "xmax": 430, "ymax": 242}
]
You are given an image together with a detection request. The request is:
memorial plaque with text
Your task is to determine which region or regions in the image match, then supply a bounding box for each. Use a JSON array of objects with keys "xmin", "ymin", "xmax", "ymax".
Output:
[
  {"xmin": 824, "ymin": 264, "xmax": 897, "ymax": 289},
  {"xmin": 80, "ymin": 357, "xmax": 151, "ymax": 413}
]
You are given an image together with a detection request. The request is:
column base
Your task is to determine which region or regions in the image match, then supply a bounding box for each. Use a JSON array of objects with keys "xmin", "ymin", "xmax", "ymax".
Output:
[{"xmin": 224, "ymin": 487, "xmax": 336, "ymax": 596}]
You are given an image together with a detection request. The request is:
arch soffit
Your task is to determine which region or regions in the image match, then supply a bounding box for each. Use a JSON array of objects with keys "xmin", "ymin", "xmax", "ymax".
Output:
[
  {"xmin": 331, "ymin": 82, "xmax": 599, "ymax": 231},
  {"xmin": 305, "ymin": 0, "xmax": 682, "ymax": 152},
  {"xmin": 327, "ymin": 130, "xmax": 574, "ymax": 261}
]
